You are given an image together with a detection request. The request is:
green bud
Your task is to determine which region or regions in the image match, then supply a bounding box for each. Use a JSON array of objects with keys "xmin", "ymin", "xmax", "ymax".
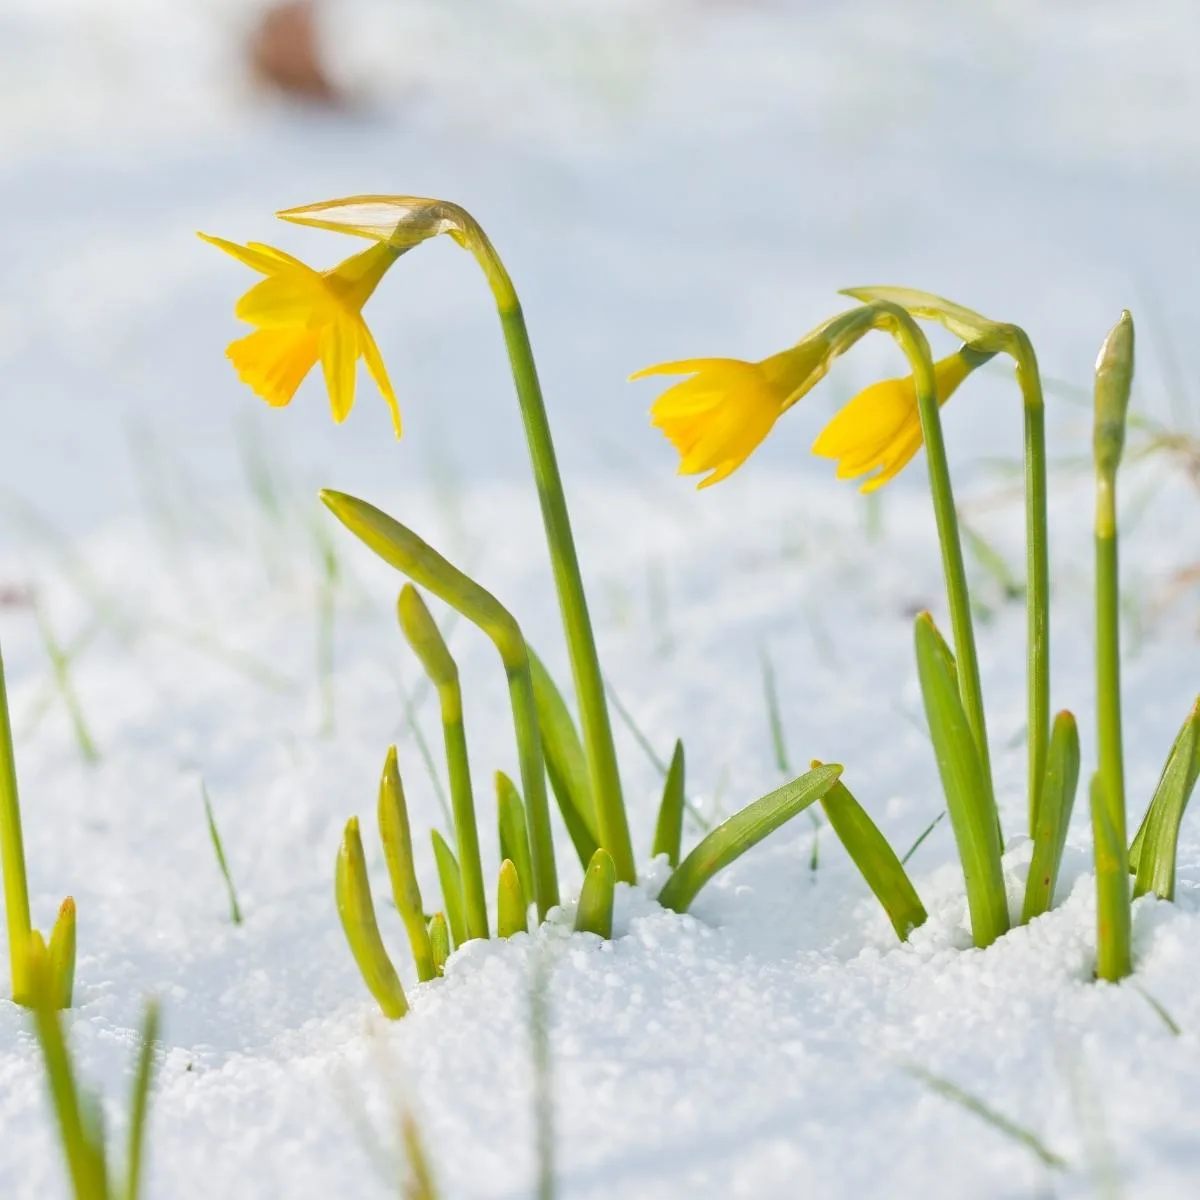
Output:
[{"xmin": 1094, "ymin": 311, "xmax": 1135, "ymax": 478}]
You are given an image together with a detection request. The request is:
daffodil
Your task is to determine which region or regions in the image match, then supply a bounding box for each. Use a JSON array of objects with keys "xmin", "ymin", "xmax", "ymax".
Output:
[
  {"xmin": 198, "ymin": 233, "xmax": 404, "ymax": 435},
  {"xmin": 812, "ymin": 349, "xmax": 979, "ymax": 492},
  {"xmin": 633, "ymin": 339, "xmax": 837, "ymax": 488}
]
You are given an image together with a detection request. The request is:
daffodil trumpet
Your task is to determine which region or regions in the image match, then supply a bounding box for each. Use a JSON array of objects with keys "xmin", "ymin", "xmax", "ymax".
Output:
[
  {"xmin": 635, "ymin": 300, "xmax": 994, "ymax": 819},
  {"xmin": 271, "ymin": 196, "xmax": 636, "ymax": 887},
  {"xmin": 843, "ymin": 287, "xmax": 1051, "ymax": 839}
]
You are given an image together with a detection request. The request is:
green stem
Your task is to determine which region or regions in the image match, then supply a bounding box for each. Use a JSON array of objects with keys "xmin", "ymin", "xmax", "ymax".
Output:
[
  {"xmin": 1012, "ymin": 331, "xmax": 1051, "ymax": 836},
  {"xmin": 1095, "ymin": 476, "xmax": 1126, "ymax": 846},
  {"xmin": 0, "ymin": 643, "xmax": 33, "ymax": 1001},
  {"xmin": 492, "ymin": 298, "xmax": 635, "ymax": 886},
  {"xmin": 888, "ymin": 313, "xmax": 993, "ymax": 804}
]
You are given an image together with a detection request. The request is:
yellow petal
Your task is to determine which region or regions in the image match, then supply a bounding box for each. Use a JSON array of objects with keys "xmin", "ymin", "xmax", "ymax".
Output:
[
  {"xmin": 199, "ymin": 233, "xmax": 295, "ymax": 277},
  {"xmin": 860, "ymin": 425, "xmax": 926, "ymax": 492},
  {"xmin": 358, "ymin": 318, "xmax": 401, "ymax": 438},
  {"xmin": 324, "ymin": 242, "xmax": 404, "ymax": 312},
  {"xmin": 235, "ymin": 273, "xmax": 331, "ymax": 329},
  {"xmin": 629, "ymin": 357, "xmax": 750, "ymax": 382},
  {"xmin": 227, "ymin": 328, "xmax": 320, "ymax": 408},
  {"xmin": 812, "ymin": 376, "xmax": 914, "ymax": 460},
  {"xmin": 321, "ymin": 317, "xmax": 359, "ymax": 423}
]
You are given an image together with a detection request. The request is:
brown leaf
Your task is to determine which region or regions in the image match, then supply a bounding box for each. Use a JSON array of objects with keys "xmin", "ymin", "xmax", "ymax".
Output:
[{"xmin": 249, "ymin": 1, "xmax": 341, "ymax": 105}]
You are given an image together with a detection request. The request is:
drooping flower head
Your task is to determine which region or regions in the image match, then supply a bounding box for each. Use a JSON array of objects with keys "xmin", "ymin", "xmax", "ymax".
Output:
[
  {"xmin": 198, "ymin": 232, "xmax": 404, "ymax": 435},
  {"xmin": 812, "ymin": 349, "xmax": 980, "ymax": 492},
  {"xmin": 631, "ymin": 314, "xmax": 871, "ymax": 488}
]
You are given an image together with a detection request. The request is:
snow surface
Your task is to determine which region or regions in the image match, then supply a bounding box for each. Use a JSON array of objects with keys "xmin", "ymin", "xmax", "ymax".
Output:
[{"xmin": 2, "ymin": 1, "xmax": 1200, "ymax": 1196}]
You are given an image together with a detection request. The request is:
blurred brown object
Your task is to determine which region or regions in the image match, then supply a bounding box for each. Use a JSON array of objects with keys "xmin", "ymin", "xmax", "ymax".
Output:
[
  {"xmin": 0, "ymin": 584, "xmax": 34, "ymax": 609},
  {"xmin": 249, "ymin": 1, "xmax": 341, "ymax": 105}
]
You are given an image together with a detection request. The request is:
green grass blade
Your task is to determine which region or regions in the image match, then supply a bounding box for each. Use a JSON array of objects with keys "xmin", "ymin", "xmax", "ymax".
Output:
[
  {"xmin": 122, "ymin": 1000, "xmax": 161, "ymax": 1200},
  {"xmin": 497, "ymin": 860, "xmax": 528, "ymax": 939},
  {"xmin": 34, "ymin": 604, "xmax": 100, "ymax": 764},
  {"xmin": 200, "ymin": 783, "xmax": 243, "ymax": 926},
  {"xmin": 905, "ymin": 1064, "xmax": 1067, "ymax": 1171},
  {"xmin": 47, "ymin": 897, "xmax": 77, "ymax": 1010},
  {"xmin": 335, "ymin": 818, "xmax": 409, "ymax": 1020},
  {"xmin": 760, "ymin": 647, "xmax": 792, "ymax": 776},
  {"xmin": 816, "ymin": 771, "xmax": 927, "ymax": 941},
  {"xmin": 528, "ymin": 651, "xmax": 600, "ymax": 869},
  {"xmin": 652, "ymin": 740, "xmax": 685, "ymax": 868},
  {"xmin": 900, "ymin": 811, "xmax": 945, "ymax": 865},
  {"xmin": 378, "ymin": 748, "xmax": 436, "ymax": 983},
  {"xmin": 1021, "ymin": 711, "xmax": 1081, "ymax": 923},
  {"xmin": 497, "ymin": 772, "xmax": 535, "ymax": 912},
  {"xmin": 914, "ymin": 613, "xmax": 1009, "ymax": 949},
  {"xmin": 1090, "ymin": 774, "xmax": 1132, "ymax": 982},
  {"xmin": 399, "ymin": 1103, "xmax": 440, "ymax": 1200},
  {"xmin": 605, "ymin": 678, "xmax": 669, "ymax": 776},
  {"xmin": 431, "ymin": 830, "xmax": 466, "ymax": 951},
  {"xmin": 574, "ymin": 848, "xmax": 615, "ymax": 939},
  {"xmin": 428, "ymin": 914, "xmax": 450, "ymax": 976},
  {"xmin": 658, "ymin": 765, "xmax": 842, "ymax": 914},
  {"xmin": 1131, "ymin": 698, "xmax": 1200, "ymax": 901}
]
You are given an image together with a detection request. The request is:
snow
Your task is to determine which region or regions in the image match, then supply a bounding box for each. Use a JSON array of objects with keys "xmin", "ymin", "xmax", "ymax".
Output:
[{"xmin": 2, "ymin": 1, "xmax": 1200, "ymax": 1196}]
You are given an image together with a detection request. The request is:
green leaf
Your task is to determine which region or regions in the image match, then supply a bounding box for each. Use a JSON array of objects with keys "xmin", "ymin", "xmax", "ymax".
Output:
[
  {"xmin": 1131, "ymin": 698, "xmax": 1200, "ymax": 901},
  {"xmin": 428, "ymin": 913, "xmax": 450, "ymax": 976},
  {"xmin": 528, "ymin": 649, "xmax": 600, "ymax": 867},
  {"xmin": 652, "ymin": 740, "xmax": 686, "ymax": 868},
  {"xmin": 378, "ymin": 747, "xmax": 437, "ymax": 983},
  {"xmin": 1021, "ymin": 711, "xmax": 1081, "ymax": 923},
  {"xmin": 496, "ymin": 772, "xmax": 535, "ymax": 913},
  {"xmin": 497, "ymin": 860, "xmax": 528, "ymax": 939},
  {"xmin": 817, "ymin": 771, "xmax": 927, "ymax": 941},
  {"xmin": 1090, "ymin": 774, "xmax": 1132, "ymax": 983},
  {"xmin": 46, "ymin": 896, "xmax": 77, "ymax": 1011},
  {"xmin": 122, "ymin": 1000, "xmax": 161, "ymax": 1200},
  {"xmin": 914, "ymin": 613, "xmax": 1009, "ymax": 948},
  {"xmin": 431, "ymin": 830, "xmax": 467, "ymax": 951},
  {"xmin": 335, "ymin": 818, "xmax": 409, "ymax": 1020},
  {"xmin": 574, "ymin": 848, "xmax": 616, "ymax": 939},
  {"xmin": 657, "ymin": 765, "xmax": 843, "ymax": 914}
]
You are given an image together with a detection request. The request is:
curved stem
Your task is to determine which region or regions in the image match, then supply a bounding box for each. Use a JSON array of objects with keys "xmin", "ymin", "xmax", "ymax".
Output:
[
  {"xmin": 883, "ymin": 308, "xmax": 993, "ymax": 803},
  {"xmin": 483, "ymin": 258, "xmax": 634, "ymax": 885}
]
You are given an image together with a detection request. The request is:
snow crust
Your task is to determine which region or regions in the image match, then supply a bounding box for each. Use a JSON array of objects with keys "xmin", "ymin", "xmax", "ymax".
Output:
[{"xmin": 2, "ymin": 2, "xmax": 1199, "ymax": 1197}]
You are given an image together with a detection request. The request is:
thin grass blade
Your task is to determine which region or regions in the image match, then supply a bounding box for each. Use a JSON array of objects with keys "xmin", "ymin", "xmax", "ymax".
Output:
[
  {"xmin": 658, "ymin": 765, "xmax": 842, "ymax": 914},
  {"xmin": 497, "ymin": 772, "xmax": 535, "ymax": 911},
  {"xmin": 431, "ymin": 830, "xmax": 466, "ymax": 950},
  {"xmin": 914, "ymin": 613, "xmax": 1008, "ymax": 948},
  {"xmin": 1021, "ymin": 711, "xmax": 1081, "ymax": 923},
  {"xmin": 574, "ymin": 848, "xmax": 615, "ymax": 938},
  {"xmin": 652, "ymin": 740, "xmax": 686, "ymax": 868},
  {"xmin": 378, "ymin": 747, "xmax": 436, "ymax": 982},
  {"xmin": 816, "ymin": 769, "xmax": 927, "ymax": 940},
  {"xmin": 201, "ymin": 783, "xmax": 243, "ymax": 926},
  {"xmin": 335, "ymin": 818, "xmax": 409, "ymax": 1020},
  {"xmin": 122, "ymin": 1000, "xmax": 161, "ymax": 1200}
]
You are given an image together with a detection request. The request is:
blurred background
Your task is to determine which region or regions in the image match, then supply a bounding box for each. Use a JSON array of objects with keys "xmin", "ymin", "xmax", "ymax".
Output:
[{"xmin": 1, "ymin": 0, "xmax": 1199, "ymax": 534}]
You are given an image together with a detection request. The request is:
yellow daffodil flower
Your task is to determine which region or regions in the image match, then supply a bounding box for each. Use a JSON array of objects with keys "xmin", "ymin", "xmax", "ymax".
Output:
[
  {"xmin": 632, "ymin": 339, "xmax": 836, "ymax": 488},
  {"xmin": 812, "ymin": 349, "xmax": 977, "ymax": 492},
  {"xmin": 198, "ymin": 233, "xmax": 404, "ymax": 435}
]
